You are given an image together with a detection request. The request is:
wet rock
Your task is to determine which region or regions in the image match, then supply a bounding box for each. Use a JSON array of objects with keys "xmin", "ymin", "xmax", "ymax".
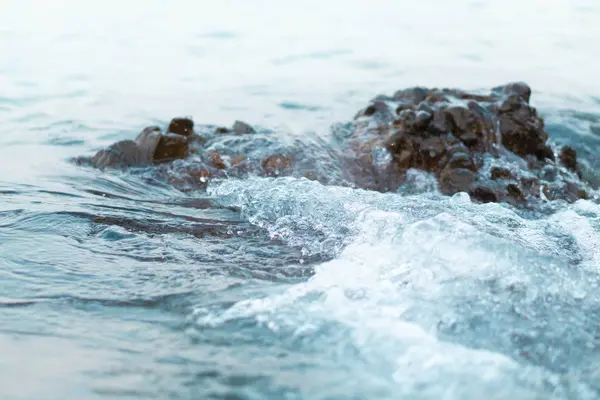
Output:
[
  {"xmin": 215, "ymin": 120, "xmax": 256, "ymax": 135},
  {"xmin": 418, "ymin": 137, "xmax": 446, "ymax": 171},
  {"xmin": 494, "ymin": 81, "xmax": 532, "ymax": 104},
  {"xmin": 393, "ymin": 87, "xmax": 428, "ymax": 103},
  {"xmin": 89, "ymin": 125, "xmax": 192, "ymax": 168},
  {"xmin": 232, "ymin": 120, "xmax": 256, "ymax": 135},
  {"xmin": 490, "ymin": 167, "xmax": 515, "ymax": 181},
  {"xmin": 78, "ymin": 82, "xmax": 592, "ymax": 208},
  {"xmin": 209, "ymin": 152, "xmax": 226, "ymax": 170},
  {"xmin": 395, "ymin": 109, "xmax": 417, "ymax": 131},
  {"xmin": 469, "ymin": 185, "xmax": 499, "ymax": 203},
  {"xmin": 445, "ymin": 151, "xmax": 475, "ymax": 171},
  {"xmin": 439, "ymin": 167, "xmax": 476, "ymax": 195},
  {"xmin": 520, "ymin": 177, "xmax": 541, "ymax": 198},
  {"xmin": 559, "ymin": 146, "xmax": 578, "ymax": 171},
  {"xmin": 540, "ymin": 165, "xmax": 558, "ymax": 182},
  {"xmin": 215, "ymin": 126, "xmax": 232, "ymax": 134},
  {"xmin": 91, "ymin": 140, "xmax": 147, "ymax": 168},
  {"xmin": 262, "ymin": 155, "xmax": 293, "ymax": 176},
  {"xmin": 357, "ymin": 100, "xmax": 391, "ymax": 119},
  {"xmin": 414, "ymin": 110, "xmax": 433, "ymax": 129},
  {"xmin": 152, "ymin": 133, "xmax": 189, "ymax": 163},
  {"xmin": 543, "ymin": 182, "xmax": 587, "ymax": 202},
  {"xmin": 167, "ymin": 117, "xmax": 194, "ymax": 137},
  {"xmin": 506, "ymin": 183, "xmax": 526, "ymax": 205}
]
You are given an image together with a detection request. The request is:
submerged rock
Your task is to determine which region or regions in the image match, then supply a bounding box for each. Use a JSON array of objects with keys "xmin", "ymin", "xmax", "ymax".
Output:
[{"xmin": 76, "ymin": 83, "xmax": 593, "ymax": 207}]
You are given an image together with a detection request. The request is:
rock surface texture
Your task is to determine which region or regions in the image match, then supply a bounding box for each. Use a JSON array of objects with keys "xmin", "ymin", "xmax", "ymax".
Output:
[{"xmin": 75, "ymin": 82, "xmax": 591, "ymax": 207}]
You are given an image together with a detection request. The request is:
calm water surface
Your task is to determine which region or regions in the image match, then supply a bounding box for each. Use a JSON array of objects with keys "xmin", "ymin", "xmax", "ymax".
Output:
[{"xmin": 2, "ymin": 1, "xmax": 600, "ymax": 399}]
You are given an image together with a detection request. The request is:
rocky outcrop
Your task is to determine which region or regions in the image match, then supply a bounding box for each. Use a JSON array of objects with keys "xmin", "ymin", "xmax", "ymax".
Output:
[
  {"xmin": 75, "ymin": 82, "xmax": 592, "ymax": 207},
  {"xmin": 349, "ymin": 81, "xmax": 588, "ymax": 206}
]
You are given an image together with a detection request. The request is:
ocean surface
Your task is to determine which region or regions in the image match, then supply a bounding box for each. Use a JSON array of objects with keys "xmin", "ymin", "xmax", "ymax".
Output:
[{"xmin": 2, "ymin": 1, "xmax": 600, "ymax": 399}]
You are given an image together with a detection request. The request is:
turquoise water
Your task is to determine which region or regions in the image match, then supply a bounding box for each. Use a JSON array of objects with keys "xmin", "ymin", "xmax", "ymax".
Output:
[{"xmin": 2, "ymin": 1, "xmax": 600, "ymax": 399}]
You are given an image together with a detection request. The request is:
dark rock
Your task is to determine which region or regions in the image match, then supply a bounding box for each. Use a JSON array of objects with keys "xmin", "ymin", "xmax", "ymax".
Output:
[
  {"xmin": 358, "ymin": 101, "xmax": 390, "ymax": 118},
  {"xmin": 79, "ymin": 82, "xmax": 592, "ymax": 208},
  {"xmin": 167, "ymin": 117, "xmax": 194, "ymax": 137},
  {"xmin": 490, "ymin": 167, "xmax": 514, "ymax": 180},
  {"xmin": 393, "ymin": 87, "xmax": 428, "ymax": 103},
  {"xmin": 559, "ymin": 146, "xmax": 578, "ymax": 171},
  {"xmin": 520, "ymin": 177, "xmax": 541, "ymax": 198},
  {"xmin": 152, "ymin": 133, "xmax": 189, "ymax": 163},
  {"xmin": 395, "ymin": 109, "xmax": 417, "ymax": 131},
  {"xmin": 415, "ymin": 110, "xmax": 433, "ymax": 129},
  {"xmin": 418, "ymin": 137, "xmax": 446, "ymax": 171},
  {"xmin": 215, "ymin": 126, "xmax": 232, "ymax": 134},
  {"xmin": 506, "ymin": 183, "xmax": 526, "ymax": 205},
  {"xmin": 445, "ymin": 151, "xmax": 475, "ymax": 171},
  {"xmin": 492, "ymin": 82, "xmax": 531, "ymax": 103},
  {"xmin": 135, "ymin": 126, "xmax": 163, "ymax": 160},
  {"xmin": 469, "ymin": 185, "xmax": 499, "ymax": 203}
]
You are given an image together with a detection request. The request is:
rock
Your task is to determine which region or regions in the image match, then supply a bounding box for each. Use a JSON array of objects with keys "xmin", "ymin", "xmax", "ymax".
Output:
[
  {"xmin": 469, "ymin": 185, "xmax": 499, "ymax": 203},
  {"xmin": 135, "ymin": 126, "xmax": 163, "ymax": 160},
  {"xmin": 167, "ymin": 117, "xmax": 194, "ymax": 137},
  {"xmin": 215, "ymin": 126, "xmax": 232, "ymax": 134},
  {"xmin": 91, "ymin": 140, "xmax": 147, "ymax": 168},
  {"xmin": 490, "ymin": 167, "xmax": 515, "ymax": 181},
  {"xmin": 393, "ymin": 87, "xmax": 428, "ymax": 103},
  {"xmin": 506, "ymin": 183, "xmax": 526, "ymax": 205},
  {"xmin": 78, "ymin": 82, "xmax": 592, "ymax": 208},
  {"xmin": 519, "ymin": 177, "xmax": 541, "ymax": 198},
  {"xmin": 89, "ymin": 125, "xmax": 191, "ymax": 168},
  {"xmin": 494, "ymin": 81, "xmax": 532, "ymax": 103},
  {"xmin": 439, "ymin": 167, "xmax": 476, "ymax": 195},
  {"xmin": 543, "ymin": 182, "xmax": 587, "ymax": 202},
  {"xmin": 215, "ymin": 120, "xmax": 256, "ymax": 135},
  {"xmin": 232, "ymin": 120, "xmax": 255, "ymax": 135},
  {"xmin": 262, "ymin": 155, "xmax": 293, "ymax": 176},
  {"xmin": 357, "ymin": 100, "xmax": 391, "ymax": 119},
  {"xmin": 559, "ymin": 146, "xmax": 578, "ymax": 172},
  {"xmin": 151, "ymin": 133, "xmax": 189, "ymax": 163},
  {"xmin": 209, "ymin": 152, "xmax": 226, "ymax": 170}
]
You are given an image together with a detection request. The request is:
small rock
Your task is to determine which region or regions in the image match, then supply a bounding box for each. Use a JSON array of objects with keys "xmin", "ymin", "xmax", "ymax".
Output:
[
  {"xmin": 469, "ymin": 185, "xmax": 498, "ymax": 203},
  {"xmin": 500, "ymin": 82, "xmax": 532, "ymax": 104},
  {"xmin": 167, "ymin": 117, "xmax": 194, "ymax": 137},
  {"xmin": 559, "ymin": 146, "xmax": 578, "ymax": 171},
  {"xmin": 262, "ymin": 155, "xmax": 293, "ymax": 176},
  {"xmin": 359, "ymin": 101, "xmax": 389, "ymax": 118},
  {"xmin": 506, "ymin": 183, "xmax": 526, "ymax": 205},
  {"xmin": 232, "ymin": 120, "xmax": 255, "ymax": 135},
  {"xmin": 490, "ymin": 167, "xmax": 514, "ymax": 180},
  {"xmin": 393, "ymin": 87, "xmax": 428, "ymax": 103},
  {"xmin": 215, "ymin": 126, "xmax": 232, "ymax": 134},
  {"xmin": 91, "ymin": 140, "xmax": 145, "ymax": 168},
  {"xmin": 209, "ymin": 152, "xmax": 226, "ymax": 169},
  {"xmin": 153, "ymin": 133, "xmax": 189, "ymax": 163}
]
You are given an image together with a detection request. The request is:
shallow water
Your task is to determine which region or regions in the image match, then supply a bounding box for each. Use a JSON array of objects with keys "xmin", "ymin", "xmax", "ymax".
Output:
[{"xmin": 2, "ymin": 1, "xmax": 600, "ymax": 399}]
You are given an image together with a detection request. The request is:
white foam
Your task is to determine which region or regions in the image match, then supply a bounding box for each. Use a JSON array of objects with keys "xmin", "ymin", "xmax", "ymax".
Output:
[{"xmin": 202, "ymin": 177, "xmax": 600, "ymax": 398}]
